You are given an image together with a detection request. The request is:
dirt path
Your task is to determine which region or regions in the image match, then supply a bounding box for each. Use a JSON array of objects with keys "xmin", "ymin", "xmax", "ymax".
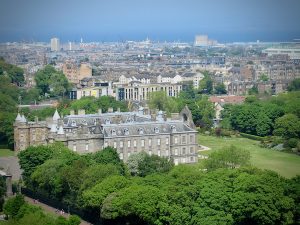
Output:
[{"xmin": 25, "ymin": 196, "xmax": 92, "ymax": 225}]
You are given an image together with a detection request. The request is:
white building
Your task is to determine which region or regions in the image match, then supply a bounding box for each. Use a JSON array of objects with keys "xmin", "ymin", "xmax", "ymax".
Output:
[{"xmin": 50, "ymin": 37, "xmax": 60, "ymax": 52}]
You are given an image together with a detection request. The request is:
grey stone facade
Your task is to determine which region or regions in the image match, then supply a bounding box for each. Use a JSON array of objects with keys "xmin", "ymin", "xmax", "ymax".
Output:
[{"xmin": 14, "ymin": 106, "xmax": 199, "ymax": 165}]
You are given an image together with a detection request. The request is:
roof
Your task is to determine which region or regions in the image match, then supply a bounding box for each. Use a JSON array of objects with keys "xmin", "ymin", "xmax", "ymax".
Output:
[{"xmin": 209, "ymin": 95, "xmax": 246, "ymax": 104}]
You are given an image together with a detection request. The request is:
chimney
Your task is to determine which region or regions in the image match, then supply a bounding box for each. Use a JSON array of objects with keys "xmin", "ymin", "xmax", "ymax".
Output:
[
  {"xmin": 70, "ymin": 110, "xmax": 75, "ymax": 115},
  {"xmin": 108, "ymin": 107, "xmax": 113, "ymax": 113},
  {"xmin": 98, "ymin": 109, "xmax": 102, "ymax": 114},
  {"xmin": 78, "ymin": 109, "xmax": 85, "ymax": 115}
]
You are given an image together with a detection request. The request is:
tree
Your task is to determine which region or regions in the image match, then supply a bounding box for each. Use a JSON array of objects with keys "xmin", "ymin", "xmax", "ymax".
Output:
[
  {"xmin": 137, "ymin": 154, "xmax": 174, "ymax": 177},
  {"xmin": 259, "ymin": 73, "xmax": 269, "ymax": 82},
  {"xmin": 214, "ymin": 83, "xmax": 227, "ymax": 94},
  {"xmin": 273, "ymin": 114, "xmax": 300, "ymax": 138},
  {"xmin": 35, "ymin": 65, "xmax": 70, "ymax": 97},
  {"xmin": 148, "ymin": 91, "xmax": 179, "ymax": 114},
  {"xmin": 91, "ymin": 147, "xmax": 125, "ymax": 175},
  {"xmin": 82, "ymin": 175, "xmax": 130, "ymax": 209},
  {"xmin": 288, "ymin": 78, "xmax": 300, "ymax": 91},
  {"xmin": 3, "ymin": 194, "xmax": 25, "ymax": 218},
  {"xmin": 199, "ymin": 71, "xmax": 213, "ymax": 94},
  {"xmin": 81, "ymin": 164, "xmax": 120, "ymax": 190},
  {"xmin": 0, "ymin": 58, "xmax": 24, "ymax": 85},
  {"xmin": 204, "ymin": 145, "xmax": 250, "ymax": 170}
]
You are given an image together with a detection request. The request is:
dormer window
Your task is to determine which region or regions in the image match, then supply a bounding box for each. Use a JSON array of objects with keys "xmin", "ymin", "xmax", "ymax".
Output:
[
  {"xmin": 81, "ymin": 119, "xmax": 87, "ymax": 125},
  {"xmin": 171, "ymin": 125, "xmax": 176, "ymax": 132},
  {"xmin": 105, "ymin": 119, "xmax": 111, "ymax": 124},
  {"xmin": 111, "ymin": 129, "xmax": 116, "ymax": 136},
  {"xmin": 138, "ymin": 128, "xmax": 144, "ymax": 134},
  {"xmin": 124, "ymin": 128, "xmax": 129, "ymax": 135},
  {"xmin": 154, "ymin": 127, "xmax": 159, "ymax": 133},
  {"xmin": 71, "ymin": 120, "xmax": 77, "ymax": 127}
]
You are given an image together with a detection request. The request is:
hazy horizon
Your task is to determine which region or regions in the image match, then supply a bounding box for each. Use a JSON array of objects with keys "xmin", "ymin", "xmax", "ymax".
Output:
[{"xmin": 1, "ymin": 0, "xmax": 300, "ymax": 43}]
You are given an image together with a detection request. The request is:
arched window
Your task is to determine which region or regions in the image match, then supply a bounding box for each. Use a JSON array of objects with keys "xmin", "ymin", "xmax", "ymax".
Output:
[
  {"xmin": 138, "ymin": 128, "xmax": 144, "ymax": 134},
  {"xmin": 111, "ymin": 129, "xmax": 116, "ymax": 136},
  {"xmin": 71, "ymin": 120, "xmax": 77, "ymax": 127},
  {"xmin": 154, "ymin": 127, "xmax": 159, "ymax": 133},
  {"xmin": 124, "ymin": 128, "xmax": 129, "ymax": 135}
]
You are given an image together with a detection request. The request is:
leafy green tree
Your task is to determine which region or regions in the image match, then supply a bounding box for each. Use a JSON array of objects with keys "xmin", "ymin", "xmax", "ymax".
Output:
[
  {"xmin": 0, "ymin": 177, "xmax": 6, "ymax": 211},
  {"xmin": 0, "ymin": 58, "xmax": 24, "ymax": 85},
  {"xmin": 3, "ymin": 194, "xmax": 25, "ymax": 218},
  {"xmin": 255, "ymin": 112, "xmax": 272, "ymax": 136},
  {"xmin": 82, "ymin": 175, "xmax": 130, "ymax": 209},
  {"xmin": 273, "ymin": 114, "xmax": 300, "ymax": 138},
  {"xmin": 81, "ymin": 164, "xmax": 120, "ymax": 190},
  {"xmin": 149, "ymin": 91, "xmax": 179, "ymax": 114},
  {"xmin": 137, "ymin": 154, "xmax": 174, "ymax": 177},
  {"xmin": 35, "ymin": 65, "xmax": 70, "ymax": 97},
  {"xmin": 199, "ymin": 71, "xmax": 213, "ymax": 94},
  {"xmin": 214, "ymin": 83, "xmax": 227, "ymax": 94},
  {"xmin": 248, "ymin": 85, "xmax": 258, "ymax": 95},
  {"xmin": 259, "ymin": 73, "xmax": 269, "ymax": 82},
  {"xmin": 204, "ymin": 145, "xmax": 250, "ymax": 170},
  {"xmin": 288, "ymin": 78, "xmax": 300, "ymax": 91},
  {"xmin": 91, "ymin": 147, "xmax": 125, "ymax": 174}
]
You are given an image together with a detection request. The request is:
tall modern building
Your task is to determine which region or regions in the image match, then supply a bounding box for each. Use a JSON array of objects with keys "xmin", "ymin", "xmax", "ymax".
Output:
[
  {"xmin": 50, "ymin": 37, "xmax": 60, "ymax": 52},
  {"xmin": 194, "ymin": 35, "xmax": 209, "ymax": 47}
]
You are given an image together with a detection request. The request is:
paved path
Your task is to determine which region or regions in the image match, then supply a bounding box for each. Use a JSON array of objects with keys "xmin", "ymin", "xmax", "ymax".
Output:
[
  {"xmin": 25, "ymin": 196, "xmax": 92, "ymax": 225},
  {"xmin": 0, "ymin": 156, "xmax": 22, "ymax": 181}
]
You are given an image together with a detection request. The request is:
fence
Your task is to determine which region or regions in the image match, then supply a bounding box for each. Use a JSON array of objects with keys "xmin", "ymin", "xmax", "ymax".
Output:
[{"xmin": 21, "ymin": 187, "xmax": 101, "ymax": 224}]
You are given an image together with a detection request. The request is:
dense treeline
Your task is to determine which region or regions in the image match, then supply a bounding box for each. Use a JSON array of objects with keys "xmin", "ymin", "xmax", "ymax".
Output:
[
  {"xmin": 3, "ymin": 194, "xmax": 81, "ymax": 225},
  {"xmin": 221, "ymin": 91, "xmax": 300, "ymax": 150},
  {"xmin": 17, "ymin": 143, "xmax": 300, "ymax": 225}
]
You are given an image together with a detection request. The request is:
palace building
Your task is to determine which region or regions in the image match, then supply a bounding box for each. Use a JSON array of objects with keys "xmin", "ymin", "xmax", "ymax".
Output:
[{"xmin": 14, "ymin": 106, "xmax": 198, "ymax": 165}]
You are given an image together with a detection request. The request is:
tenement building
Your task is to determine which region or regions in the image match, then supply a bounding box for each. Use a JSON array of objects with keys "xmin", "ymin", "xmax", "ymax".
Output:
[{"xmin": 14, "ymin": 106, "xmax": 199, "ymax": 165}]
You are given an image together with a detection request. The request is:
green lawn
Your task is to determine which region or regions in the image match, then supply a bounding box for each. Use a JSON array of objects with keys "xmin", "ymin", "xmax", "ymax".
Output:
[
  {"xmin": 0, "ymin": 149, "xmax": 15, "ymax": 157},
  {"xmin": 198, "ymin": 135, "xmax": 300, "ymax": 178}
]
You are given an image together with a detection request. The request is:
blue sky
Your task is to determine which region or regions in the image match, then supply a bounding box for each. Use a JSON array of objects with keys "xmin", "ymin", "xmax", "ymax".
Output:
[{"xmin": 0, "ymin": 0, "xmax": 299, "ymax": 42}]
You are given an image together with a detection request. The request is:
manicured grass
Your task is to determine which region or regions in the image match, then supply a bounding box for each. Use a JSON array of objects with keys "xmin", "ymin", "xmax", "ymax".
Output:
[
  {"xmin": 198, "ymin": 135, "xmax": 300, "ymax": 178},
  {"xmin": 0, "ymin": 149, "xmax": 15, "ymax": 157}
]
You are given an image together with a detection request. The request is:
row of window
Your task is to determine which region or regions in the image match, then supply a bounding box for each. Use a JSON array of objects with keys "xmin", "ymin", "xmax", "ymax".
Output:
[{"xmin": 104, "ymin": 138, "xmax": 168, "ymax": 148}]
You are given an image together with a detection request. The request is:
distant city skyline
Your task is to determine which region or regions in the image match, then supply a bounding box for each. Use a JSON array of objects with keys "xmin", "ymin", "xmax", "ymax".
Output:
[{"xmin": 0, "ymin": 0, "xmax": 300, "ymax": 43}]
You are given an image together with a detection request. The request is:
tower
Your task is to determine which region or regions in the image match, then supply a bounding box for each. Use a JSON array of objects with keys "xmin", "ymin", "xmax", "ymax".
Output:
[{"xmin": 50, "ymin": 37, "xmax": 60, "ymax": 52}]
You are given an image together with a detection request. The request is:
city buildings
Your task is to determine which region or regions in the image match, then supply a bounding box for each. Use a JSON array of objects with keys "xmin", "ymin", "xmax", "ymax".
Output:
[
  {"xmin": 62, "ymin": 61, "xmax": 92, "ymax": 84},
  {"xmin": 14, "ymin": 106, "xmax": 199, "ymax": 165}
]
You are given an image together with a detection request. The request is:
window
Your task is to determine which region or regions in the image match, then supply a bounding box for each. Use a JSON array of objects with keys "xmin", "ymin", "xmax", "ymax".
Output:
[
  {"xmin": 113, "ymin": 141, "xmax": 117, "ymax": 148},
  {"xmin": 149, "ymin": 139, "xmax": 152, "ymax": 146},
  {"xmin": 124, "ymin": 128, "xmax": 129, "ymax": 135},
  {"xmin": 174, "ymin": 148, "xmax": 178, "ymax": 155},
  {"xmin": 190, "ymin": 135, "xmax": 194, "ymax": 143},
  {"xmin": 73, "ymin": 144, "xmax": 77, "ymax": 152},
  {"xmin": 165, "ymin": 150, "xmax": 169, "ymax": 156},
  {"xmin": 174, "ymin": 137, "xmax": 178, "ymax": 144},
  {"xmin": 111, "ymin": 129, "xmax": 116, "ymax": 136},
  {"xmin": 85, "ymin": 143, "xmax": 89, "ymax": 151},
  {"xmin": 182, "ymin": 158, "xmax": 186, "ymax": 163},
  {"xmin": 157, "ymin": 150, "xmax": 161, "ymax": 156},
  {"xmin": 141, "ymin": 139, "xmax": 145, "ymax": 147},
  {"xmin": 154, "ymin": 127, "xmax": 159, "ymax": 133},
  {"xmin": 174, "ymin": 159, "xmax": 179, "ymax": 165},
  {"xmin": 133, "ymin": 140, "xmax": 137, "ymax": 147},
  {"xmin": 190, "ymin": 156, "xmax": 194, "ymax": 162},
  {"xmin": 120, "ymin": 141, "xmax": 123, "ymax": 148},
  {"xmin": 128, "ymin": 140, "xmax": 131, "ymax": 148},
  {"xmin": 119, "ymin": 153, "xmax": 123, "ymax": 160},
  {"xmin": 104, "ymin": 142, "xmax": 108, "ymax": 148},
  {"xmin": 166, "ymin": 137, "xmax": 169, "ymax": 145},
  {"xmin": 157, "ymin": 139, "xmax": 161, "ymax": 146},
  {"xmin": 138, "ymin": 128, "xmax": 144, "ymax": 134},
  {"xmin": 149, "ymin": 150, "xmax": 152, "ymax": 156},
  {"xmin": 182, "ymin": 136, "xmax": 186, "ymax": 144},
  {"xmin": 128, "ymin": 152, "xmax": 131, "ymax": 157},
  {"xmin": 182, "ymin": 148, "xmax": 186, "ymax": 155},
  {"xmin": 190, "ymin": 147, "xmax": 194, "ymax": 154}
]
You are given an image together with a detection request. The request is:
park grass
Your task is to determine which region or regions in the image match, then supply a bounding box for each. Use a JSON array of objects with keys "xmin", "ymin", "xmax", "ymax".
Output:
[
  {"xmin": 0, "ymin": 149, "xmax": 15, "ymax": 157},
  {"xmin": 198, "ymin": 134, "xmax": 300, "ymax": 178}
]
